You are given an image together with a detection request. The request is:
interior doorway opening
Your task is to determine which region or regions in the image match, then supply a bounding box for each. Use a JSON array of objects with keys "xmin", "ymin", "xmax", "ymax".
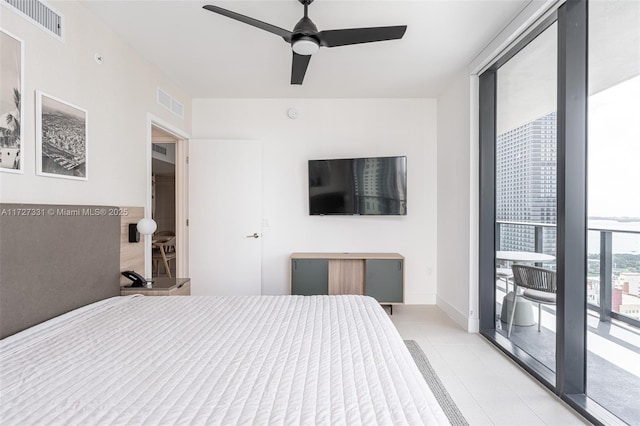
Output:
[
  {"xmin": 147, "ymin": 121, "xmax": 189, "ymax": 280},
  {"xmin": 152, "ymin": 128, "xmax": 177, "ymax": 277}
]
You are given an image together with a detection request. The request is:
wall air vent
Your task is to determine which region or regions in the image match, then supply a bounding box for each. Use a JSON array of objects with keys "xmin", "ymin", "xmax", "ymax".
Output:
[
  {"xmin": 3, "ymin": 0, "xmax": 64, "ymax": 40},
  {"xmin": 157, "ymin": 87, "xmax": 184, "ymax": 120},
  {"xmin": 152, "ymin": 144, "xmax": 167, "ymax": 156}
]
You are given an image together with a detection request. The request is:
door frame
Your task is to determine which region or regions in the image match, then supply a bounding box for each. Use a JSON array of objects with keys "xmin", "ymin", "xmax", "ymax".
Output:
[{"xmin": 146, "ymin": 113, "xmax": 190, "ymax": 278}]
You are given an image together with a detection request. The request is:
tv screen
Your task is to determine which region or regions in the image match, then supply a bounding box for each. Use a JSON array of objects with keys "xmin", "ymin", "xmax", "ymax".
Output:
[{"xmin": 308, "ymin": 156, "xmax": 407, "ymax": 215}]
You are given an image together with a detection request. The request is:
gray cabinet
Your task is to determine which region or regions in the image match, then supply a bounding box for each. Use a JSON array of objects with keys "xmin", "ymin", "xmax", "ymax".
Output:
[
  {"xmin": 290, "ymin": 253, "xmax": 404, "ymax": 304},
  {"xmin": 291, "ymin": 259, "xmax": 328, "ymax": 296},
  {"xmin": 365, "ymin": 259, "xmax": 403, "ymax": 303}
]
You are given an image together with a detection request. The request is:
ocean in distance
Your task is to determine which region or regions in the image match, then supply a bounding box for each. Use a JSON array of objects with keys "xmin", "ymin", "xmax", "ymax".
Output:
[{"xmin": 587, "ymin": 219, "xmax": 640, "ymax": 254}]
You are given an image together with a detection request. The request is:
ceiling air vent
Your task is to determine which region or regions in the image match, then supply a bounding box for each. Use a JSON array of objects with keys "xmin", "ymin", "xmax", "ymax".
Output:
[
  {"xmin": 3, "ymin": 0, "xmax": 64, "ymax": 40},
  {"xmin": 157, "ymin": 87, "xmax": 184, "ymax": 120}
]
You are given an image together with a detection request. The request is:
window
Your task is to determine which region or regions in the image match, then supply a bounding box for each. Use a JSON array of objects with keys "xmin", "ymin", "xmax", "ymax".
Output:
[
  {"xmin": 586, "ymin": 1, "xmax": 640, "ymax": 423},
  {"xmin": 479, "ymin": 1, "xmax": 636, "ymax": 423}
]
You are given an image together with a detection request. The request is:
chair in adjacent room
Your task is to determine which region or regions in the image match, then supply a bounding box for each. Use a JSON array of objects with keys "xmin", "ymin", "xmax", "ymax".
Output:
[
  {"xmin": 152, "ymin": 232, "xmax": 176, "ymax": 278},
  {"xmin": 508, "ymin": 264, "xmax": 557, "ymax": 337}
]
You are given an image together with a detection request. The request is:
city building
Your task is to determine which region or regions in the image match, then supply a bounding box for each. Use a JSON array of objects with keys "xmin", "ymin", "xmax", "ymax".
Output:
[{"xmin": 496, "ymin": 112, "xmax": 557, "ymax": 255}]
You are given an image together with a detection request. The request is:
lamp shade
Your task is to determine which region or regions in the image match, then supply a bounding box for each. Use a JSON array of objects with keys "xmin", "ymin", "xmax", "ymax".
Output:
[{"xmin": 136, "ymin": 218, "xmax": 157, "ymax": 235}]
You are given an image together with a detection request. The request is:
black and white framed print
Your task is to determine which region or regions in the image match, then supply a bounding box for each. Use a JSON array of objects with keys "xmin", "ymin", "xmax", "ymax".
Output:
[
  {"xmin": 36, "ymin": 91, "xmax": 88, "ymax": 180},
  {"xmin": 0, "ymin": 29, "xmax": 24, "ymax": 173}
]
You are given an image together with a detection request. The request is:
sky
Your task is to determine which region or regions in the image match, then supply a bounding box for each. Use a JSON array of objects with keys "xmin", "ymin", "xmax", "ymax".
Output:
[
  {"xmin": 588, "ymin": 75, "xmax": 640, "ymax": 218},
  {"xmin": 41, "ymin": 95, "xmax": 86, "ymax": 120}
]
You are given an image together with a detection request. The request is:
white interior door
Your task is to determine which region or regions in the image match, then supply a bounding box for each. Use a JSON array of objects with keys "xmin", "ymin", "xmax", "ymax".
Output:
[{"xmin": 189, "ymin": 139, "xmax": 262, "ymax": 295}]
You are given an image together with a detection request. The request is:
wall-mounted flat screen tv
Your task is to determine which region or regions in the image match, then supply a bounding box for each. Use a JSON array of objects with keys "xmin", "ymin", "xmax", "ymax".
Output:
[{"xmin": 308, "ymin": 156, "xmax": 407, "ymax": 215}]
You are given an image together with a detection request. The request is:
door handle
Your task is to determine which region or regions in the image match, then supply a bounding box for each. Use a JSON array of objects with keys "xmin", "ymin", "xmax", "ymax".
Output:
[{"xmin": 246, "ymin": 233, "xmax": 260, "ymax": 239}]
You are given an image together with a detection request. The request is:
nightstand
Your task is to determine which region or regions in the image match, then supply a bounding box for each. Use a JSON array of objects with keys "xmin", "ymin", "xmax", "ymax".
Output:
[{"xmin": 120, "ymin": 277, "xmax": 191, "ymax": 296}]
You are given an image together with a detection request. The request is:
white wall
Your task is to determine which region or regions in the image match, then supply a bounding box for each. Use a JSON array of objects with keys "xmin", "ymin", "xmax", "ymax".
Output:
[
  {"xmin": 438, "ymin": 0, "xmax": 557, "ymax": 332},
  {"xmin": 192, "ymin": 99, "xmax": 437, "ymax": 303},
  {"xmin": 436, "ymin": 69, "xmax": 478, "ymax": 331},
  {"xmin": 0, "ymin": 2, "xmax": 191, "ymax": 206}
]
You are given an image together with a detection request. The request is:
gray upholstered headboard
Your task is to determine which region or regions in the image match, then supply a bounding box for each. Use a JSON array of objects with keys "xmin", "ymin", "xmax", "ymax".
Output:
[{"xmin": 0, "ymin": 203, "xmax": 121, "ymax": 339}]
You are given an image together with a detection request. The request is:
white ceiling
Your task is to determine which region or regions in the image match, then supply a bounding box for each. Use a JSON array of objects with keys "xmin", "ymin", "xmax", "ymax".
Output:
[{"xmin": 82, "ymin": 0, "xmax": 531, "ymax": 98}]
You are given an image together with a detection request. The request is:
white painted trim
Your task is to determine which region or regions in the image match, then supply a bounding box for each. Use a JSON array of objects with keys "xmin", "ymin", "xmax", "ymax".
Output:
[
  {"xmin": 468, "ymin": 318, "xmax": 480, "ymax": 333},
  {"xmin": 146, "ymin": 115, "xmax": 190, "ymax": 140},
  {"xmin": 468, "ymin": 0, "xmax": 561, "ymax": 75},
  {"xmin": 146, "ymin": 113, "xmax": 190, "ymax": 279},
  {"xmin": 468, "ymin": 74, "xmax": 480, "ymax": 332},
  {"xmin": 175, "ymin": 138, "xmax": 189, "ymax": 278},
  {"xmin": 437, "ymin": 295, "xmax": 478, "ymax": 332},
  {"xmin": 0, "ymin": 29, "xmax": 24, "ymax": 174}
]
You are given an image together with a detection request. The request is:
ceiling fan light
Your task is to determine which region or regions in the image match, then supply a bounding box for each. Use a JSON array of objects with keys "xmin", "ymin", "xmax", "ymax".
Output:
[{"xmin": 292, "ymin": 37, "xmax": 319, "ymax": 55}]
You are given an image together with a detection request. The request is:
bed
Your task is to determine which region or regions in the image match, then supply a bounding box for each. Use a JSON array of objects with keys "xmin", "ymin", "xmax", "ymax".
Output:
[
  {"xmin": 0, "ymin": 204, "xmax": 450, "ymax": 425},
  {"xmin": 1, "ymin": 295, "xmax": 448, "ymax": 425}
]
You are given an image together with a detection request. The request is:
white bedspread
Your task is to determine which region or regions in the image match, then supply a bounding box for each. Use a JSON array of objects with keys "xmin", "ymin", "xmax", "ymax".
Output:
[{"xmin": 0, "ymin": 295, "xmax": 449, "ymax": 425}]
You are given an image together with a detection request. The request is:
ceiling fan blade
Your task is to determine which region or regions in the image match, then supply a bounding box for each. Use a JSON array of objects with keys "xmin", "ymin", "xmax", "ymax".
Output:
[
  {"xmin": 291, "ymin": 52, "xmax": 311, "ymax": 85},
  {"xmin": 203, "ymin": 5, "xmax": 293, "ymax": 42},
  {"xmin": 318, "ymin": 26, "xmax": 407, "ymax": 48}
]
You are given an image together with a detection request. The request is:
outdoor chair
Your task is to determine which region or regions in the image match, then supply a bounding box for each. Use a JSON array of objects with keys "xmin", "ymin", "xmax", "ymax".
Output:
[{"xmin": 508, "ymin": 264, "xmax": 557, "ymax": 337}]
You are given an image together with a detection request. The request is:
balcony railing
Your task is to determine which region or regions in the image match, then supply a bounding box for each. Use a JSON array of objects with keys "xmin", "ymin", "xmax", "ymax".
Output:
[{"xmin": 496, "ymin": 220, "xmax": 640, "ymax": 329}]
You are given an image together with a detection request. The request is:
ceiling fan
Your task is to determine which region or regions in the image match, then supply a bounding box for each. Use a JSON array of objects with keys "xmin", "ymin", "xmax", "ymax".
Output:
[{"xmin": 203, "ymin": 0, "xmax": 407, "ymax": 85}]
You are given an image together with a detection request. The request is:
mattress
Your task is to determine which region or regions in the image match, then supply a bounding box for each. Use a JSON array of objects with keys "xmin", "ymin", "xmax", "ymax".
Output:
[{"xmin": 0, "ymin": 295, "xmax": 449, "ymax": 425}]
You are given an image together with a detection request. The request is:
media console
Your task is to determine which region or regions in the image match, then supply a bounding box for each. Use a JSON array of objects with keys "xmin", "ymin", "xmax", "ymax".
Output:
[{"xmin": 289, "ymin": 253, "xmax": 404, "ymax": 306}]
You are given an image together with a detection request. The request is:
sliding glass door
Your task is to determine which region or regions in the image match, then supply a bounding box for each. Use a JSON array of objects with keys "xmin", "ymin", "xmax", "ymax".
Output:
[
  {"xmin": 494, "ymin": 22, "xmax": 558, "ymax": 374},
  {"xmin": 586, "ymin": 1, "xmax": 640, "ymax": 424},
  {"xmin": 480, "ymin": 0, "xmax": 639, "ymax": 423},
  {"xmin": 479, "ymin": 10, "xmax": 564, "ymax": 389}
]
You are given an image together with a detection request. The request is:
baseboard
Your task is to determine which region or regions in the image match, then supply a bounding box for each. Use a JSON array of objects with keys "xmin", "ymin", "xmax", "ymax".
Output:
[
  {"xmin": 467, "ymin": 317, "xmax": 480, "ymax": 333},
  {"xmin": 436, "ymin": 295, "xmax": 479, "ymax": 332}
]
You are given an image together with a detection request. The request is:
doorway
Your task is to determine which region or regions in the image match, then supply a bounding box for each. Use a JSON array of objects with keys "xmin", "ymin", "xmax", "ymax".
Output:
[
  {"xmin": 147, "ymin": 117, "xmax": 189, "ymax": 280},
  {"xmin": 152, "ymin": 129, "xmax": 177, "ymax": 278}
]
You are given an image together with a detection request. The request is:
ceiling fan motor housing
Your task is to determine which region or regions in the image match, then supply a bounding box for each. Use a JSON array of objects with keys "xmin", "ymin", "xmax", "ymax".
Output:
[
  {"xmin": 293, "ymin": 16, "xmax": 318, "ymax": 35},
  {"xmin": 291, "ymin": 16, "xmax": 320, "ymax": 55}
]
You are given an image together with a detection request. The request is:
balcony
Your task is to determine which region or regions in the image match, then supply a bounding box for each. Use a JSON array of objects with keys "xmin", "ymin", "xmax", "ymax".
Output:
[{"xmin": 495, "ymin": 220, "xmax": 640, "ymax": 424}]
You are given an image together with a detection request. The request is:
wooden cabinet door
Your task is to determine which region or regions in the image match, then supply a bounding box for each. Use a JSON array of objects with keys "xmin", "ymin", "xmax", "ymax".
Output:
[
  {"xmin": 329, "ymin": 259, "xmax": 364, "ymax": 295},
  {"xmin": 365, "ymin": 259, "xmax": 404, "ymax": 303},
  {"xmin": 291, "ymin": 259, "xmax": 328, "ymax": 296}
]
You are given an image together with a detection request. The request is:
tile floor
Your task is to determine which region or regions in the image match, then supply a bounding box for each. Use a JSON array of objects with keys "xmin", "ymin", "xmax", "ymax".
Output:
[{"xmin": 389, "ymin": 305, "xmax": 591, "ymax": 426}]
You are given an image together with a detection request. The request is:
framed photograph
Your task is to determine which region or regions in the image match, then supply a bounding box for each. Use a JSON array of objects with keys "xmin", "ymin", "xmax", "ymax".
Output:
[
  {"xmin": 36, "ymin": 91, "xmax": 88, "ymax": 180},
  {"xmin": 0, "ymin": 29, "xmax": 24, "ymax": 173}
]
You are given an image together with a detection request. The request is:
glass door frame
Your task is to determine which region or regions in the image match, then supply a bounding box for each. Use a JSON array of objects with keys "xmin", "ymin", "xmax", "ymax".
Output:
[
  {"xmin": 479, "ymin": 10, "xmax": 559, "ymax": 388},
  {"xmin": 478, "ymin": 1, "xmax": 622, "ymax": 424}
]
